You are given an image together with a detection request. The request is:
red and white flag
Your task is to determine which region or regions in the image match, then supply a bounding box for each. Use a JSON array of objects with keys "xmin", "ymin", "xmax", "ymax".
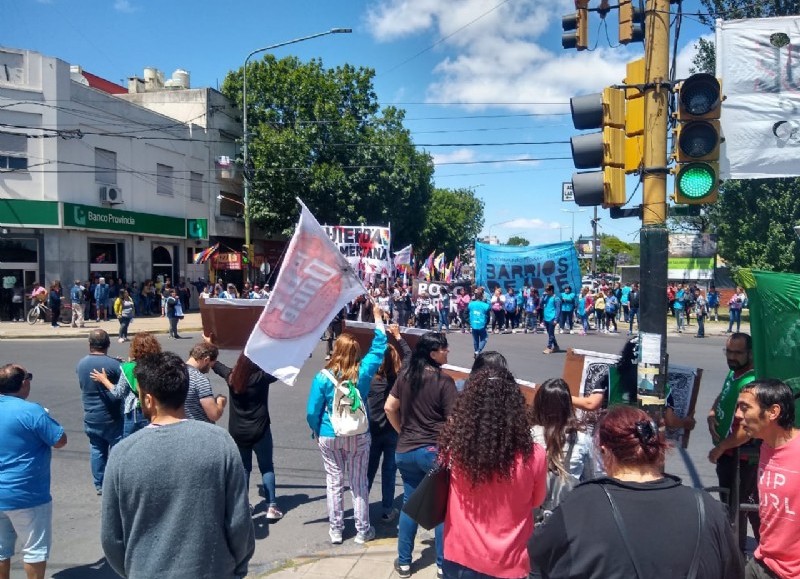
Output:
[{"xmin": 244, "ymin": 200, "xmax": 366, "ymax": 385}]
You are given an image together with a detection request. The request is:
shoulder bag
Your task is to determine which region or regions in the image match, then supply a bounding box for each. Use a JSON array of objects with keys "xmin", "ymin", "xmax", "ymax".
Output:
[{"xmin": 401, "ymin": 463, "xmax": 450, "ymax": 530}]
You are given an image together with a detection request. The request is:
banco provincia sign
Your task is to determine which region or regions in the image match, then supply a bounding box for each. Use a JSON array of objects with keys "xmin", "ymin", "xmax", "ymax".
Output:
[{"xmin": 62, "ymin": 202, "xmax": 187, "ymax": 238}]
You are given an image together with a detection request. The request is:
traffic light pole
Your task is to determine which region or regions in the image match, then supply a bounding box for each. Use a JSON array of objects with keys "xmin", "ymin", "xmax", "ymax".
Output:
[{"xmin": 638, "ymin": 0, "xmax": 671, "ymax": 403}]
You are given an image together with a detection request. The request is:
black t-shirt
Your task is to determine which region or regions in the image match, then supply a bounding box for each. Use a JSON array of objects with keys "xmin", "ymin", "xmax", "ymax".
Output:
[
  {"xmin": 390, "ymin": 365, "xmax": 458, "ymax": 453},
  {"xmin": 531, "ymin": 476, "xmax": 743, "ymax": 579},
  {"xmin": 368, "ymin": 338, "xmax": 411, "ymax": 435},
  {"xmin": 213, "ymin": 361, "xmax": 277, "ymax": 447}
]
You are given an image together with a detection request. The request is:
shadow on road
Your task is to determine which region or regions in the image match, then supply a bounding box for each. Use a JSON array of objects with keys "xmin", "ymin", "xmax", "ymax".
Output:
[{"xmin": 51, "ymin": 557, "xmax": 121, "ymax": 579}]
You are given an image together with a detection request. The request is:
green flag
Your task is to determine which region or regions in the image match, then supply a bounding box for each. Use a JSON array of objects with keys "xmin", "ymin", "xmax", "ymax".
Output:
[{"xmin": 744, "ymin": 270, "xmax": 800, "ymax": 426}]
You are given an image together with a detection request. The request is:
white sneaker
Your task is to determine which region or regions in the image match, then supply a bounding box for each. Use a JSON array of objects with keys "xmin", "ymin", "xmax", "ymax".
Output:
[
  {"xmin": 354, "ymin": 526, "xmax": 376, "ymax": 544},
  {"xmin": 329, "ymin": 528, "xmax": 343, "ymax": 544},
  {"xmin": 569, "ymin": 330, "xmax": 575, "ymax": 334}
]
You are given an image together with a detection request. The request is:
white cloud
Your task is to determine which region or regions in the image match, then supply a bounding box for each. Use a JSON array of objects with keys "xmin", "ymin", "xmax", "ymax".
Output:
[
  {"xmin": 114, "ymin": 0, "xmax": 136, "ymax": 13},
  {"xmin": 501, "ymin": 218, "xmax": 562, "ymax": 230},
  {"xmin": 367, "ymin": 0, "xmax": 632, "ymax": 114},
  {"xmin": 431, "ymin": 148, "xmax": 476, "ymax": 166}
]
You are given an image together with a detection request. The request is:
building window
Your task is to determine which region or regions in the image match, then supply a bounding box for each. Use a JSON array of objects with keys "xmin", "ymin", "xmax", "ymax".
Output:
[
  {"xmin": 0, "ymin": 132, "xmax": 28, "ymax": 171},
  {"xmin": 219, "ymin": 192, "xmax": 244, "ymax": 218},
  {"xmin": 157, "ymin": 163, "xmax": 174, "ymax": 197},
  {"xmin": 95, "ymin": 148, "xmax": 117, "ymax": 184},
  {"xmin": 190, "ymin": 171, "xmax": 203, "ymax": 201}
]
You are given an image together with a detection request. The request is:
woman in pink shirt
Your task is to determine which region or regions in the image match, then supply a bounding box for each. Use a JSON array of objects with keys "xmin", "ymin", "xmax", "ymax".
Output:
[{"xmin": 439, "ymin": 368, "xmax": 547, "ymax": 579}]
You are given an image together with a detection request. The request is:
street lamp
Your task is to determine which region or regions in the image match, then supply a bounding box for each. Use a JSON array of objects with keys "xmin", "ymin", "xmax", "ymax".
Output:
[
  {"xmin": 241, "ymin": 28, "xmax": 352, "ymax": 280},
  {"xmin": 561, "ymin": 208, "xmax": 586, "ymax": 241}
]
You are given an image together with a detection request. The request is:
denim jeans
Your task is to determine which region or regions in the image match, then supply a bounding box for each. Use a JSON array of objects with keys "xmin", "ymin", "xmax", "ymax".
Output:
[
  {"xmin": 676, "ymin": 309, "xmax": 684, "ymax": 331},
  {"xmin": 443, "ymin": 559, "xmax": 512, "ymax": 579},
  {"xmin": 629, "ymin": 308, "xmax": 639, "ymax": 333},
  {"xmin": 728, "ymin": 308, "xmax": 742, "ymax": 332},
  {"xmin": 122, "ymin": 408, "xmax": 149, "ymax": 438},
  {"xmin": 438, "ymin": 309, "xmax": 449, "ymax": 331},
  {"xmin": 580, "ymin": 313, "xmax": 589, "ymax": 333},
  {"xmin": 84, "ymin": 419, "xmax": 123, "ymax": 489},
  {"xmin": 367, "ymin": 429, "xmax": 399, "ymax": 512},
  {"xmin": 696, "ymin": 313, "xmax": 705, "ymax": 337},
  {"xmin": 118, "ymin": 316, "xmax": 132, "ymax": 339},
  {"xmin": 471, "ymin": 328, "xmax": 488, "ymax": 354},
  {"xmin": 395, "ymin": 446, "xmax": 444, "ymax": 568},
  {"xmin": 544, "ymin": 320, "xmax": 558, "ymax": 350},
  {"xmin": 240, "ymin": 427, "xmax": 277, "ymax": 505}
]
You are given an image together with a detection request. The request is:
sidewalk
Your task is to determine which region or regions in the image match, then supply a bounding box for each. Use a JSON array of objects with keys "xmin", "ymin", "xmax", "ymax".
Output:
[
  {"xmin": 251, "ymin": 537, "xmax": 435, "ymax": 579},
  {"xmin": 0, "ymin": 312, "xmax": 747, "ymax": 340},
  {"xmin": 0, "ymin": 312, "xmax": 204, "ymax": 340}
]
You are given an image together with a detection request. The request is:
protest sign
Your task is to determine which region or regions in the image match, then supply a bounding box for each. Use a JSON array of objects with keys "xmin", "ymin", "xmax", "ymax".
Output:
[
  {"xmin": 475, "ymin": 241, "xmax": 581, "ymax": 293},
  {"xmin": 324, "ymin": 225, "xmax": 392, "ymax": 279}
]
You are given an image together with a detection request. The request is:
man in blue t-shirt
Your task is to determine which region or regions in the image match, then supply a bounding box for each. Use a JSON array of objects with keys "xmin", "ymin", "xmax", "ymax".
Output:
[
  {"xmin": 468, "ymin": 287, "xmax": 491, "ymax": 358},
  {"xmin": 76, "ymin": 329, "xmax": 122, "ymax": 494},
  {"xmin": 0, "ymin": 364, "xmax": 67, "ymax": 579}
]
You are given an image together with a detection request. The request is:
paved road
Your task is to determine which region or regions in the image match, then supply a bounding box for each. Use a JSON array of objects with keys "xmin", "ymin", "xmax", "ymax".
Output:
[{"xmin": 1, "ymin": 320, "xmax": 735, "ymax": 578}]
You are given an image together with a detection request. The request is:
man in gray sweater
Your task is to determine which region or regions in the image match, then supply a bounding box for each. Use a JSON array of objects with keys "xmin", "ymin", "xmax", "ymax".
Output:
[{"xmin": 100, "ymin": 351, "xmax": 254, "ymax": 579}]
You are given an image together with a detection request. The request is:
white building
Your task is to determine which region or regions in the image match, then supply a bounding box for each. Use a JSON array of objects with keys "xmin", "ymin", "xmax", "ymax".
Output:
[{"xmin": 0, "ymin": 47, "xmax": 259, "ymax": 317}]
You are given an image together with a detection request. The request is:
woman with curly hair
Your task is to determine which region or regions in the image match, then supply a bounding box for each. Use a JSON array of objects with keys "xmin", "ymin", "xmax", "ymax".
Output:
[
  {"xmin": 439, "ymin": 367, "xmax": 547, "ymax": 579},
  {"xmin": 385, "ymin": 332, "xmax": 458, "ymax": 578},
  {"xmin": 531, "ymin": 405, "xmax": 742, "ymax": 579},
  {"xmin": 90, "ymin": 332, "xmax": 161, "ymax": 437},
  {"xmin": 306, "ymin": 301, "xmax": 386, "ymax": 545}
]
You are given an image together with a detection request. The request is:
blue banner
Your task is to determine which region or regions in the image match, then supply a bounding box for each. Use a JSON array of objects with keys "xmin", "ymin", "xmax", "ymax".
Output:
[{"xmin": 475, "ymin": 241, "xmax": 582, "ymax": 293}]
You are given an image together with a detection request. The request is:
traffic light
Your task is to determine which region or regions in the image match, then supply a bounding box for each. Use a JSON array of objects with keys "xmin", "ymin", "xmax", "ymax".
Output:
[
  {"xmin": 569, "ymin": 87, "xmax": 626, "ymax": 208},
  {"xmin": 562, "ymin": 0, "xmax": 589, "ymax": 50},
  {"xmin": 672, "ymin": 73, "xmax": 722, "ymax": 204},
  {"xmin": 623, "ymin": 58, "xmax": 645, "ymax": 174},
  {"xmin": 241, "ymin": 244, "xmax": 250, "ymax": 265},
  {"xmin": 619, "ymin": 0, "xmax": 644, "ymax": 44}
]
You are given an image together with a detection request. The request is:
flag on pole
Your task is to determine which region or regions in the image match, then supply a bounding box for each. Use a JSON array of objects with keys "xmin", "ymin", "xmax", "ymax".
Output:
[
  {"xmin": 393, "ymin": 244, "xmax": 413, "ymax": 270},
  {"xmin": 193, "ymin": 243, "xmax": 219, "ymax": 265},
  {"xmin": 244, "ymin": 200, "xmax": 366, "ymax": 385},
  {"xmin": 435, "ymin": 252, "xmax": 446, "ymax": 272},
  {"xmin": 453, "ymin": 255, "xmax": 462, "ymax": 279},
  {"xmin": 425, "ymin": 251, "xmax": 435, "ymax": 273}
]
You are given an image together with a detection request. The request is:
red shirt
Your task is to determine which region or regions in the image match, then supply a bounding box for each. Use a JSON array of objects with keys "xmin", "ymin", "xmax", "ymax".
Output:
[
  {"xmin": 444, "ymin": 446, "xmax": 547, "ymax": 578},
  {"xmin": 755, "ymin": 432, "xmax": 800, "ymax": 579}
]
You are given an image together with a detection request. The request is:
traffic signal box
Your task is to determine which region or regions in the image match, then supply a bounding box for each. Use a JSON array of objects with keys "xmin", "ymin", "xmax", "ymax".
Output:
[
  {"xmin": 570, "ymin": 87, "xmax": 626, "ymax": 208},
  {"xmin": 624, "ymin": 58, "xmax": 645, "ymax": 174},
  {"xmin": 672, "ymin": 73, "xmax": 722, "ymax": 205},
  {"xmin": 618, "ymin": 0, "xmax": 645, "ymax": 44},
  {"xmin": 241, "ymin": 244, "xmax": 251, "ymax": 265},
  {"xmin": 562, "ymin": 0, "xmax": 589, "ymax": 50}
]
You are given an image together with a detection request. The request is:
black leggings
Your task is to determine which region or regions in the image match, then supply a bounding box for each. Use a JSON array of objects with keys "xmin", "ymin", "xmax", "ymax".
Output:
[{"xmin": 492, "ymin": 310, "xmax": 505, "ymax": 331}]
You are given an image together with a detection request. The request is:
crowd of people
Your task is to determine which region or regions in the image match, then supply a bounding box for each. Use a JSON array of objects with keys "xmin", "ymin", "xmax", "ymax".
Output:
[{"xmin": 3, "ymin": 303, "xmax": 794, "ymax": 579}]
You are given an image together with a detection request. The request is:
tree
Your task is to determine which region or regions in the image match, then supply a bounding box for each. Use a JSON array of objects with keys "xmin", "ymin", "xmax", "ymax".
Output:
[
  {"xmin": 682, "ymin": 0, "xmax": 800, "ymax": 271},
  {"xmin": 594, "ymin": 234, "xmax": 640, "ymax": 273},
  {"xmin": 221, "ymin": 56, "xmax": 434, "ymax": 246},
  {"xmin": 506, "ymin": 236, "xmax": 530, "ymax": 246},
  {"xmin": 417, "ymin": 188, "xmax": 484, "ymax": 260}
]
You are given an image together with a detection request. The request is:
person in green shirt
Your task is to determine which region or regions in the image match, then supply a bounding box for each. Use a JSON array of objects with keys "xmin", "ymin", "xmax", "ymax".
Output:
[{"xmin": 707, "ymin": 332, "xmax": 759, "ymax": 551}]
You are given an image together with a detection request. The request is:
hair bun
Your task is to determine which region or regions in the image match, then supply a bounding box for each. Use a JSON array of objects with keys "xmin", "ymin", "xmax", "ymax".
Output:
[{"xmin": 634, "ymin": 419, "xmax": 658, "ymax": 445}]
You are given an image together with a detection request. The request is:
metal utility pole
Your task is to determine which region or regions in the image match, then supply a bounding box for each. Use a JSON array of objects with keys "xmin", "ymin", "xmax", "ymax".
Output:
[{"xmin": 638, "ymin": 0, "xmax": 671, "ymax": 402}]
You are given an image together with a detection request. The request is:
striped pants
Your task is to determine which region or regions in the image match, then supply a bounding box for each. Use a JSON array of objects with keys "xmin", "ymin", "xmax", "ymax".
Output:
[{"xmin": 318, "ymin": 432, "xmax": 371, "ymax": 534}]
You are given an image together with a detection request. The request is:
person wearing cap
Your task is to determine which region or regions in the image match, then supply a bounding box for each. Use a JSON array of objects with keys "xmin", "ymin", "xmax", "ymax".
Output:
[{"xmin": 0, "ymin": 364, "xmax": 67, "ymax": 579}]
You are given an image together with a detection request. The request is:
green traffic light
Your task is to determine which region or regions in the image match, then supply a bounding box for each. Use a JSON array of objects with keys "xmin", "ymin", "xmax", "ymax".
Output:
[{"xmin": 677, "ymin": 163, "xmax": 716, "ymax": 199}]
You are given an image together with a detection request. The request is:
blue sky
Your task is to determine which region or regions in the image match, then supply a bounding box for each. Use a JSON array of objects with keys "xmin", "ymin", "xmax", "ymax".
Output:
[{"xmin": 4, "ymin": 0, "xmax": 711, "ymax": 248}]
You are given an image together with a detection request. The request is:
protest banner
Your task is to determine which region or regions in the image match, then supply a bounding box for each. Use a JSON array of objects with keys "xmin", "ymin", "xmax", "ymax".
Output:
[
  {"xmin": 324, "ymin": 224, "xmax": 392, "ymax": 279},
  {"xmin": 244, "ymin": 202, "xmax": 366, "ymax": 385},
  {"xmin": 475, "ymin": 241, "xmax": 581, "ymax": 293}
]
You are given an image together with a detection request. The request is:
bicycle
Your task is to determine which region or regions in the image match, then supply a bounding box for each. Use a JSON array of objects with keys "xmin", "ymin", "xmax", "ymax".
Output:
[{"xmin": 26, "ymin": 299, "xmax": 73, "ymax": 325}]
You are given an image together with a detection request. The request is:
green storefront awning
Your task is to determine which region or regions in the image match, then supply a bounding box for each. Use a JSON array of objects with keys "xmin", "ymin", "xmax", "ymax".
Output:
[{"xmin": 0, "ymin": 199, "xmax": 60, "ymax": 227}]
